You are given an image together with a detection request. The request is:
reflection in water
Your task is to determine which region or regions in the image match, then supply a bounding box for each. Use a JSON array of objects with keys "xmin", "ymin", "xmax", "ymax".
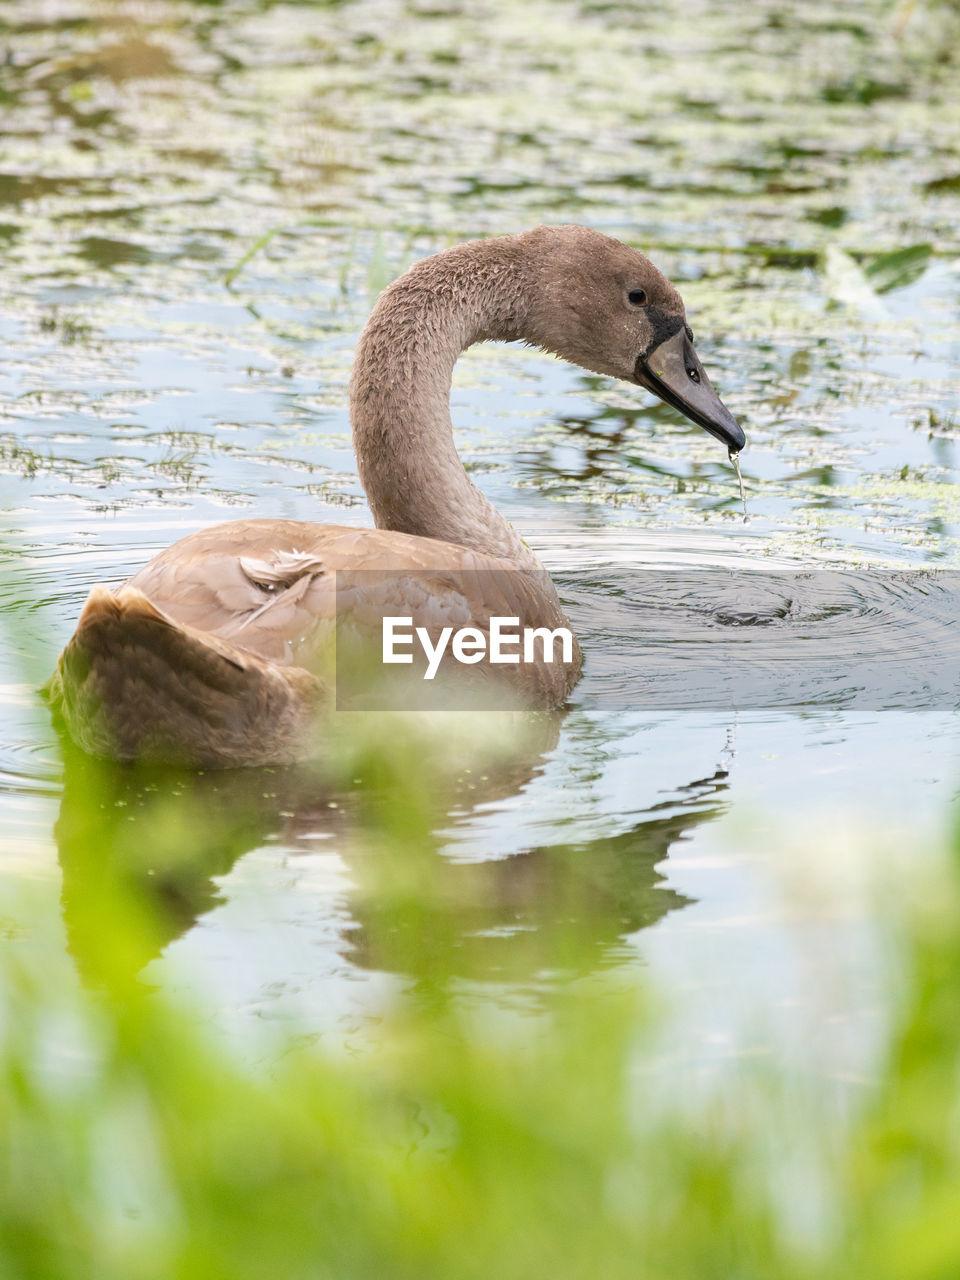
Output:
[
  {"xmin": 55, "ymin": 744, "xmax": 292, "ymax": 987},
  {"xmin": 54, "ymin": 722, "xmax": 728, "ymax": 994},
  {"xmin": 342, "ymin": 783, "xmax": 722, "ymax": 988},
  {"xmin": 45, "ymin": 563, "xmax": 960, "ymax": 1004}
]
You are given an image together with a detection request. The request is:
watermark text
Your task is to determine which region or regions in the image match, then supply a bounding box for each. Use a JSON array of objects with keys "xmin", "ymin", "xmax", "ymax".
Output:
[{"xmin": 382, "ymin": 615, "xmax": 575, "ymax": 680}]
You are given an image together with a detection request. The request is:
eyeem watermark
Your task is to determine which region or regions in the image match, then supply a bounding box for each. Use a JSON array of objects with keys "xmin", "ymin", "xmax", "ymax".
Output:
[
  {"xmin": 334, "ymin": 568, "xmax": 578, "ymax": 709},
  {"xmin": 337, "ymin": 566, "xmax": 960, "ymax": 711},
  {"xmin": 383, "ymin": 615, "xmax": 574, "ymax": 680}
]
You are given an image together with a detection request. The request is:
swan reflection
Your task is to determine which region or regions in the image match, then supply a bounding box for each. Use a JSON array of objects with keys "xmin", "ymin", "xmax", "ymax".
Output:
[{"xmin": 54, "ymin": 716, "xmax": 730, "ymax": 994}]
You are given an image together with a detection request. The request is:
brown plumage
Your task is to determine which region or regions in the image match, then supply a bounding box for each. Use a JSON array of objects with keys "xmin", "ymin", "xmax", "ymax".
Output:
[{"xmin": 47, "ymin": 226, "xmax": 743, "ymax": 767}]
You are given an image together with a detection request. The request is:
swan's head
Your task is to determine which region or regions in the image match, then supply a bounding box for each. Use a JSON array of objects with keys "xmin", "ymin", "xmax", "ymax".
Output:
[{"xmin": 521, "ymin": 225, "xmax": 745, "ymax": 453}]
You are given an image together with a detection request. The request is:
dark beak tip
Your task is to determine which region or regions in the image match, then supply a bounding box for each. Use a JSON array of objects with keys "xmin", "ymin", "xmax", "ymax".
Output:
[
  {"xmin": 637, "ymin": 332, "xmax": 745, "ymax": 454},
  {"xmin": 719, "ymin": 420, "xmax": 746, "ymax": 453}
]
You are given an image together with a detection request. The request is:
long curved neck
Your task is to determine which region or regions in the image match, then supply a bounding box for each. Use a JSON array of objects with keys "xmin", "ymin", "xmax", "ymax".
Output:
[{"xmin": 350, "ymin": 236, "xmax": 539, "ymax": 566}]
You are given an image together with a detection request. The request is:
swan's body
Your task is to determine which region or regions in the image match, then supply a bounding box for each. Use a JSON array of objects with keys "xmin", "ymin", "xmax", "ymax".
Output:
[{"xmin": 47, "ymin": 226, "xmax": 744, "ymax": 767}]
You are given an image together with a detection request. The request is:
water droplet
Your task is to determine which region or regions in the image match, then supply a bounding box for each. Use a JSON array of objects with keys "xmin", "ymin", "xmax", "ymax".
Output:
[{"xmin": 729, "ymin": 449, "xmax": 749, "ymax": 522}]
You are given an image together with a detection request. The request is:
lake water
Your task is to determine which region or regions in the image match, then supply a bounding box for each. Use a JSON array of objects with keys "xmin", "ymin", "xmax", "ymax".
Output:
[{"xmin": 1, "ymin": 0, "xmax": 959, "ymax": 1083}]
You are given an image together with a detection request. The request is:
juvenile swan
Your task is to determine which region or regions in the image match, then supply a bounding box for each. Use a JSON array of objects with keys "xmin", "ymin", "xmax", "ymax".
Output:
[{"xmin": 48, "ymin": 226, "xmax": 745, "ymax": 767}]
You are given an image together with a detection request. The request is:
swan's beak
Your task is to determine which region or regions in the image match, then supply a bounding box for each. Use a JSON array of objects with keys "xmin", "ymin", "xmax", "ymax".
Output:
[{"xmin": 636, "ymin": 328, "xmax": 745, "ymax": 452}]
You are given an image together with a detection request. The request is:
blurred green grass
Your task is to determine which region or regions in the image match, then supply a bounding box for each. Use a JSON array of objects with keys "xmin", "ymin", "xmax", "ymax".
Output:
[
  {"xmin": 3, "ymin": 715, "xmax": 960, "ymax": 1280},
  {"xmin": 3, "ymin": 0, "xmax": 960, "ymax": 1273}
]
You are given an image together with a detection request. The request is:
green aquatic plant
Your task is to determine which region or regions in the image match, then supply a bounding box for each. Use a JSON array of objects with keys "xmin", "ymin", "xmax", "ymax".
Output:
[{"xmin": 224, "ymin": 228, "xmax": 280, "ymax": 289}]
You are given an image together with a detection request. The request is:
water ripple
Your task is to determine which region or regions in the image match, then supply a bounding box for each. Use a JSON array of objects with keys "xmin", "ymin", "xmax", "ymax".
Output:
[{"xmin": 568, "ymin": 569, "xmax": 960, "ymax": 709}]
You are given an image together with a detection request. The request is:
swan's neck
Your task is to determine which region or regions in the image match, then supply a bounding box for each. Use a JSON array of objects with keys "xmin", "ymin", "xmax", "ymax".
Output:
[{"xmin": 350, "ymin": 237, "xmax": 538, "ymax": 566}]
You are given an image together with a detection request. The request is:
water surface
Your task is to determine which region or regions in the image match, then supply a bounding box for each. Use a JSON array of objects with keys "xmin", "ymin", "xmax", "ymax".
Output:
[{"xmin": 1, "ymin": 0, "xmax": 959, "ymax": 1079}]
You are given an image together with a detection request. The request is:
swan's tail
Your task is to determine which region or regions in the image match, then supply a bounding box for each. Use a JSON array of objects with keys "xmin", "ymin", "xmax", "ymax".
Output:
[{"xmin": 45, "ymin": 586, "xmax": 324, "ymax": 768}]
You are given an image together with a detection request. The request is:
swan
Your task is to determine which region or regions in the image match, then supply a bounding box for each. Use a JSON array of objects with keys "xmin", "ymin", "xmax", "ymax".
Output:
[{"xmin": 46, "ymin": 225, "xmax": 745, "ymax": 767}]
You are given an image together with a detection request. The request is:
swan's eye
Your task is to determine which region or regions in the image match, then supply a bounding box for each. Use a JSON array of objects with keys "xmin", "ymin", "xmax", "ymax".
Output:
[
  {"xmin": 687, "ymin": 366, "xmax": 701, "ymax": 384},
  {"xmin": 627, "ymin": 289, "xmax": 647, "ymax": 306}
]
